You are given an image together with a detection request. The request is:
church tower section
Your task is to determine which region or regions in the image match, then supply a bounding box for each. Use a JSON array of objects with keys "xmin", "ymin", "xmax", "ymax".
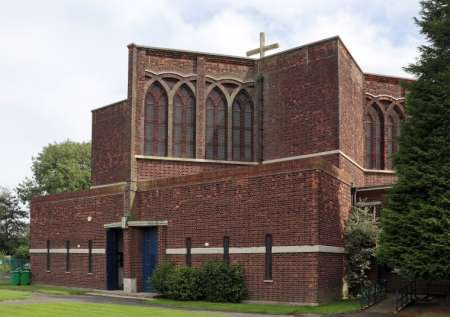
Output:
[{"xmin": 127, "ymin": 44, "xmax": 259, "ymax": 182}]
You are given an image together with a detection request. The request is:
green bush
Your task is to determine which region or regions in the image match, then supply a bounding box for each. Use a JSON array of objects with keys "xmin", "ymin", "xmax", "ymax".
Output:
[
  {"xmin": 150, "ymin": 261, "xmax": 247, "ymax": 302},
  {"xmin": 200, "ymin": 261, "xmax": 247, "ymax": 302},
  {"xmin": 150, "ymin": 262, "xmax": 175, "ymax": 293},
  {"xmin": 165, "ymin": 266, "xmax": 202, "ymax": 300}
]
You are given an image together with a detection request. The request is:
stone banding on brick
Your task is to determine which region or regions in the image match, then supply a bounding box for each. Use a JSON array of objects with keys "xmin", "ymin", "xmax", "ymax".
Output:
[
  {"xmin": 30, "ymin": 249, "xmax": 105, "ymax": 254},
  {"xmin": 166, "ymin": 245, "xmax": 345, "ymax": 255}
]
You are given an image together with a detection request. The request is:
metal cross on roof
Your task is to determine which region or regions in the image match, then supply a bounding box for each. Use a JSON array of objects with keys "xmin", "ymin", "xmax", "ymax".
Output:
[{"xmin": 246, "ymin": 32, "xmax": 279, "ymax": 58}]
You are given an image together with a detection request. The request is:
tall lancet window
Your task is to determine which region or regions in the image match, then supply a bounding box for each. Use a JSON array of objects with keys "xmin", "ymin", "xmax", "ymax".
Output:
[
  {"xmin": 206, "ymin": 88, "xmax": 227, "ymax": 160},
  {"xmin": 365, "ymin": 103, "xmax": 384, "ymax": 169},
  {"xmin": 232, "ymin": 90, "xmax": 253, "ymax": 161},
  {"xmin": 144, "ymin": 82, "xmax": 168, "ymax": 156},
  {"xmin": 173, "ymin": 84, "xmax": 196, "ymax": 158},
  {"xmin": 386, "ymin": 111, "xmax": 401, "ymax": 169}
]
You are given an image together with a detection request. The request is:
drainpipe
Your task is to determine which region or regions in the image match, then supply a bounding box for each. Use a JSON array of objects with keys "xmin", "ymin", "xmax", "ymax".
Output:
[{"xmin": 351, "ymin": 184, "xmax": 357, "ymax": 206}]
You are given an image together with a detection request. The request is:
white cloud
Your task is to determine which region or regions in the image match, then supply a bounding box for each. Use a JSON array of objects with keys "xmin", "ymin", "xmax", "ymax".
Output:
[{"xmin": 0, "ymin": 0, "xmax": 423, "ymax": 189}]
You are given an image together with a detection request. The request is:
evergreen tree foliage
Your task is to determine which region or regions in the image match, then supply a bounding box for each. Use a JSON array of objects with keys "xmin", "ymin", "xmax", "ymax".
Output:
[{"xmin": 378, "ymin": 0, "xmax": 450, "ymax": 280}]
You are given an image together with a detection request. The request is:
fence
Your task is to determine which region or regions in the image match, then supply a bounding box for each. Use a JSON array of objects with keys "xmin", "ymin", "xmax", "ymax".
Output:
[
  {"xmin": 396, "ymin": 280, "xmax": 416, "ymax": 312},
  {"xmin": 0, "ymin": 257, "xmax": 28, "ymax": 284},
  {"xmin": 359, "ymin": 280, "xmax": 387, "ymax": 310}
]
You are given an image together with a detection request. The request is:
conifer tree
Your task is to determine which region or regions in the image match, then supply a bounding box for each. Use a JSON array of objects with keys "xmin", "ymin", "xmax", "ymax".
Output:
[{"xmin": 378, "ymin": 0, "xmax": 450, "ymax": 280}]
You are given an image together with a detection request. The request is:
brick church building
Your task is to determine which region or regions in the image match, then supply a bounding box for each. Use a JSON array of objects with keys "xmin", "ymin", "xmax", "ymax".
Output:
[{"xmin": 30, "ymin": 36, "xmax": 411, "ymax": 304}]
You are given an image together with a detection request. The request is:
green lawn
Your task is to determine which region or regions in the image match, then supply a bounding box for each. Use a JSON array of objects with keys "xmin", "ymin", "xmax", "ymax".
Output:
[
  {"xmin": 0, "ymin": 283, "xmax": 87, "ymax": 296},
  {"xmin": 0, "ymin": 303, "xmax": 226, "ymax": 317},
  {"xmin": 149, "ymin": 298, "xmax": 360, "ymax": 315},
  {"xmin": 0, "ymin": 289, "xmax": 31, "ymax": 301}
]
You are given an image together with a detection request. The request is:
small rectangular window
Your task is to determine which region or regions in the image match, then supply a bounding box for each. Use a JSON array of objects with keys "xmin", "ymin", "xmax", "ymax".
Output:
[
  {"xmin": 46, "ymin": 240, "xmax": 51, "ymax": 271},
  {"xmin": 65, "ymin": 241, "xmax": 70, "ymax": 272},
  {"xmin": 185, "ymin": 237, "xmax": 192, "ymax": 267},
  {"xmin": 265, "ymin": 234, "xmax": 272, "ymax": 280},
  {"xmin": 223, "ymin": 236, "xmax": 230, "ymax": 264},
  {"xmin": 88, "ymin": 240, "xmax": 93, "ymax": 274}
]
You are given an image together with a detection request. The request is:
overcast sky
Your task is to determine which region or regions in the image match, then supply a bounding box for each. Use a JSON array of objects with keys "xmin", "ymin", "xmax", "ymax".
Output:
[{"xmin": 0, "ymin": 0, "xmax": 423, "ymax": 189}]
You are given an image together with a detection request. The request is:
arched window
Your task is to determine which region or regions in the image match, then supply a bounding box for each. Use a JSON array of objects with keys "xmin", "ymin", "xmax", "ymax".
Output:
[
  {"xmin": 206, "ymin": 88, "xmax": 227, "ymax": 160},
  {"xmin": 173, "ymin": 84, "xmax": 196, "ymax": 158},
  {"xmin": 386, "ymin": 110, "xmax": 401, "ymax": 169},
  {"xmin": 365, "ymin": 104, "xmax": 384, "ymax": 169},
  {"xmin": 144, "ymin": 82, "xmax": 168, "ymax": 156},
  {"xmin": 232, "ymin": 90, "xmax": 253, "ymax": 161}
]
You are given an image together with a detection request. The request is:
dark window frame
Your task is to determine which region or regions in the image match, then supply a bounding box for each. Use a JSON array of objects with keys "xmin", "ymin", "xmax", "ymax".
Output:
[
  {"xmin": 65, "ymin": 240, "xmax": 70, "ymax": 273},
  {"xmin": 223, "ymin": 236, "xmax": 230, "ymax": 264},
  {"xmin": 265, "ymin": 234, "xmax": 272, "ymax": 280},
  {"xmin": 46, "ymin": 240, "xmax": 51, "ymax": 271},
  {"xmin": 88, "ymin": 240, "xmax": 93, "ymax": 274},
  {"xmin": 185, "ymin": 237, "xmax": 192, "ymax": 267}
]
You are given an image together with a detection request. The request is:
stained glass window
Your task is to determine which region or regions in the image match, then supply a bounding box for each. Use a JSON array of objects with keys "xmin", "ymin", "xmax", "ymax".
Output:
[
  {"xmin": 173, "ymin": 85, "xmax": 196, "ymax": 158},
  {"xmin": 365, "ymin": 104, "xmax": 384, "ymax": 169},
  {"xmin": 206, "ymin": 88, "xmax": 227, "ymax": 160},
  {"xmin": 232, "ymin": 91, "xmax": 253, "ymax": 161},
  {"xmin": 144, "ymin": 82, "xmax": 168, "ymax": 156}
]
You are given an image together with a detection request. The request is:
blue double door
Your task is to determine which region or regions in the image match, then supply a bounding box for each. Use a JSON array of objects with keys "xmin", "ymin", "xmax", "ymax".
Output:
[
  {"xmin": 142, "ymin": 227, "xmax": 158, "ymax": 292},
  {"xmin": 106, "ymin": 228, "xmax": 158, "ymax": 292}
]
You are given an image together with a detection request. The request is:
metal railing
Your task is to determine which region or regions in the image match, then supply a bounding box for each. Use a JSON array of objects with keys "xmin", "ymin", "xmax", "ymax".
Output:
[
  {"xmin": 359, "ymin": 281, "xmax": 387, "ymax": 310},
  {"xmin": 396, "ymin": 280, "xmax": 416, "ymax": 312}
]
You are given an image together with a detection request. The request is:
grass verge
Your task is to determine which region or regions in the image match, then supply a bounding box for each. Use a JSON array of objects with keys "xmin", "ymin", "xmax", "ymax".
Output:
[
  {"xmin": 0, "ymin": 283, "xmax": 87, "ymax": 296},
  {"xmin": 0, "ymin": 303, "xmax": 226, "ymax": 317},
  {"xmin": 0, "ymin": 289, "xmax": 31, "ymax": 301},
  {"xmin": 148, "ymin": 298, "xmax": 360, "ymax": 315}
]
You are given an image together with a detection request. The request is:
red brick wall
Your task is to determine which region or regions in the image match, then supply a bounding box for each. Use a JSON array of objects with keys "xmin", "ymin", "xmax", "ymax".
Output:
[
  {"xmin": 259, "ymin": 38, "xmax": 340, "ymax": 161},
  {"xmin": 318, "ymin": 170, "xmax": 352, "ymax": 247},
  {"xmin": 365, "ymin": 171, "xmax": 397, "ymax": 187},
  {"xmin": 133, "ymin": 160, "xmax": 350, "ymax": 302},
  {"xmin": 91, "ymin": 100, "xmax": 131, "ymax": 186},
  {"xmin": 364, "ymin": 74, "xmax": 411, "ymax": 98},
  {"xmin": 123, "ymin": 228, "xmax": 145, "ymax": 291},
  {"xmin": 338, "ymin": 154, "xmax": 366, "ymax": 187},
  {"xmin": 136, "ymin": 158, "xmax": 245, "ymax": 182},
  {"xmin": 318, "ymin": 254, "xmax": 345, "ymax": 302},
  {"xmin": 338, "ymin": 41, "xmax": 365, "ymax": 166},
  {"xmin": 30, "ymin": 190, "xmax": 125, "ymax": 289}
]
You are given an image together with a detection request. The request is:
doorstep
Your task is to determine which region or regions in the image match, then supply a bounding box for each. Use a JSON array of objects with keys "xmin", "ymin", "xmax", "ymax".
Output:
[{"xmin": 86, "ymin": 290, "xmax": 159, "ymax": 300}]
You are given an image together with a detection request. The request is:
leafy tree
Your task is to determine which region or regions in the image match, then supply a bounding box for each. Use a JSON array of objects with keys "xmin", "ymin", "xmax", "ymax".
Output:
[
  {"xmin": 378, "ymin": 0, "xmax": 450, "ymax": 280},
  {"xmin": 17, "ymin": 140, "xmax": 91, "ymax": 205},
  {"xmin": 0, "ymin": 188, "xmax": 28, "ymax": 255},
  {"xmin": 14, "ymin": 244, "xmax": 30, "ymax": 260},
  {"xmin": 344, "ymin": 205, "xmax": 379, "ymax": 296}
]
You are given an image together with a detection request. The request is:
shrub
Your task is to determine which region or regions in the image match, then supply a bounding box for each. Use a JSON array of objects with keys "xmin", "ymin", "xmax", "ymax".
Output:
[
  {"xmin": 344, "ymin": 204, "xmax": 379, "ymax": 297},
  {"xmin": 150, "ymin": 262, "xmax": 175, "ymax": 294},
  {"xmin": 165, "ymin": 266, "xmax": 202, "ymax": 300},
  {"xmin": 200, "ymin": 261, "xmax": 247, "ymax": 303}
]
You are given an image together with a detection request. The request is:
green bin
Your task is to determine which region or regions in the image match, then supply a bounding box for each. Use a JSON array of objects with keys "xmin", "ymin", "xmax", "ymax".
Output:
[
  {"xmin": 10, "ymin": 270, "xmax": 21, "ymax": 286},
  {"xmin": 20, "ymin": 270, "xmax": 30, "ymax": 285}
]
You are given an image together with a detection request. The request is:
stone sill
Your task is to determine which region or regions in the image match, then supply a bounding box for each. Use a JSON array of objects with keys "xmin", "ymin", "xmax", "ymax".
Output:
[{"xmin": 135, "ymin": 155, "xmax": 258, "ymax": 166}]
